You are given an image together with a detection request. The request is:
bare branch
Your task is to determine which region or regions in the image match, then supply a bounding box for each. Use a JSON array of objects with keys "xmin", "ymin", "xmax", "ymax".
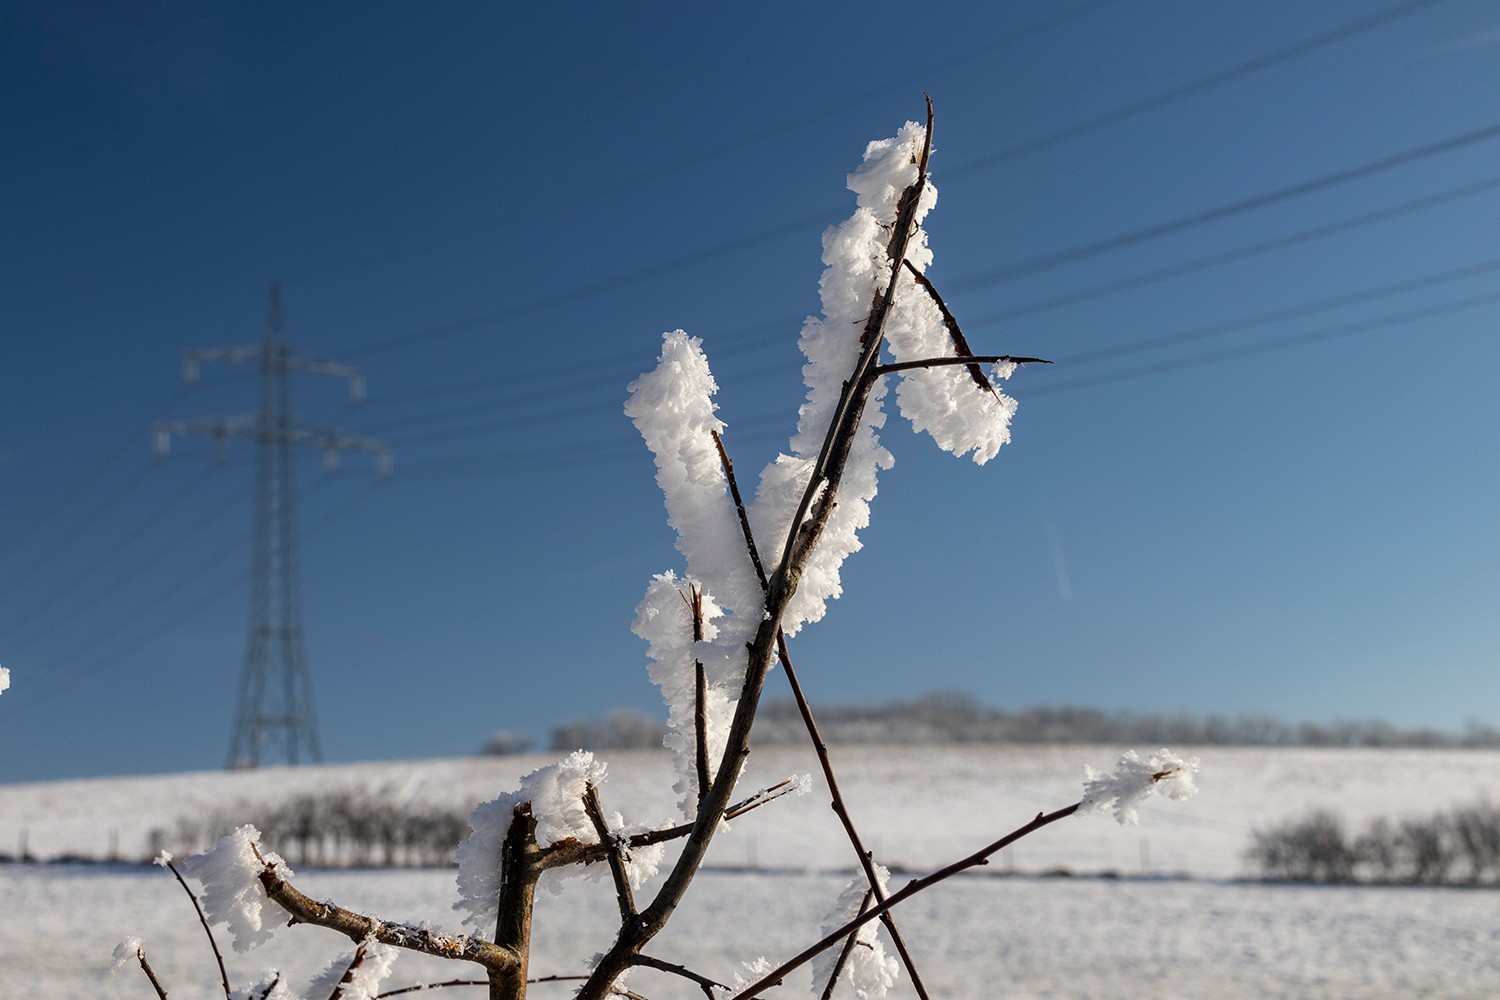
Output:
[
  {"xmin": 694, "ymin": 658, "xmax": 711, "ymax": 806},
  {"xmin": 717, "ymin": 415, "xmax": 933, "ymax": 998},
  {"xmin": 162, "ymin": 856, "xmax": 231, "ymax": 999},
  {"xmin": 711, "ymin": 427, "xmax": 769, "ymax": 591},
  {"xmin": 584, "ymin": 783, "xmax": 638, "ymax": 926},
  {"xmin": 901, "ymin": 259, "xmax": 997, "ymax": 396},
  {"xmin": 818, "ymin": 888, "xmax": 874, "ymax": 1000},
  {"xmin": 376, "ymin": 980, "xmax": 488, "ymax": 998},
  {"xmin": 251, "ymin": 974, "xmax": 283, "ymax": 1000},
  {"xmin": 731, "ymin": 802, "xmax": 1081, "ymax": 999},
  {"xmin": 631, "ymin": 953, "xmax": 727, "ymax": 997},
  {"xmin": 123, "ymin": 942, "xmax": 170, "ymax": 1000},
  {"xmin": 774, "ymin": 633, "xmax": 931, "ymax": 1000},
  {"xmin": 379, "ymin": 975, "xmax": 637, "ymax": 998},
  {"xmin": 575, "ymin": 100, "xmax": 941, "ymax": 1000},
  {"xmin": 872, "ymin": 354, "xmax": 1051, "ymax": 378},
  {"xmin": 326, "ymin": 941, "xmax": 368, "ymax": 1000},
  {"xmin": 252, "ymin": 844, "xmax": 520, "ymax": 972},
  {"xmin": 679, "ymin": 584, "xmax": 712, "ymax": 807}
]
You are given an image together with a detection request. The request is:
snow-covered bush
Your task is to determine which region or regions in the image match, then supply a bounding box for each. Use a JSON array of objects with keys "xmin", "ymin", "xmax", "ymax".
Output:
[{"xmin": 132, "ymin": 105, "xmax": 1199, "ymax": 1000}]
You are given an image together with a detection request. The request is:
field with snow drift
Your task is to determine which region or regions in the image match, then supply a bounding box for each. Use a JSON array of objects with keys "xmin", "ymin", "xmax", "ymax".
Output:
[{"xmin": 4, "ymin": 744, "xmax": 1499, "ymax": 998}]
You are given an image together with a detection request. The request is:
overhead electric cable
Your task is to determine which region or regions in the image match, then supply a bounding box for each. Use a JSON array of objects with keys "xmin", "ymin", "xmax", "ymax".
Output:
[
  {"xmin": 1028, "ymin": 288, "xmax": 1500, "ymax": 396},
  {"xmin": 952, "ymin": 117, "xmax": 1500, "ymax": 292},
  {"xmin": 5, "ymin": 480, "xmax": 246, "ymax": 653},
  {"xmin": 285, "ymin": 0, "xmax": 1125, "ymax": 287},
  {"xmin": 1055, "ymin": 257, "xmax": 1500, "ymax": 366},
  {"xmin": 968, "ymin": 172, "xmax": 1500, "ymax": 326},
  {"xmin": 944, "ymin": 0, "xmax": 1453, "ymax": 183},
  {"xmin": 3, "ymin": 465, "xmax": 221, "ymax": 646}
]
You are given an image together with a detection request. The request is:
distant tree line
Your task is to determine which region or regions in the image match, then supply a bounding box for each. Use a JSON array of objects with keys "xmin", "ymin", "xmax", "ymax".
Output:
[
  {"xmin": 523, "ymin": 692, "xmax": 1500, "ymax": 753},
  {"xmin": 156, "ymin": 789, "xmax": 469, "ymax": 868},
  {"xmin": 1249, "ymin": 802, "xmax": 1500, "ymax": 884}
]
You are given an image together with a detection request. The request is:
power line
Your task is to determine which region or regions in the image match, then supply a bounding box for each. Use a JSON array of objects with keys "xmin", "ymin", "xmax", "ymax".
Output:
[
  {"xmin": 1028, "ymin": 287, "xmax": 1500, "ymax": 396},
  {"xmin": 4, "ymin": 476, "xmax": 246, "ymax": 654},
  {"xmin": 967, "ymin": 172, "xmax": 1500, "ymax": 327},
  {"xmin": 1055, "ymin": 257, "xmax": 1500, "ymax": 366},
  {"xmin": 283, "ymin": 0, "xmax": 1127, "ymax": 288},
  {"xmin": 3, "ymin": 464, "xmax": 221, "ymax": 647},
  {"xmin": 319, "ymin": 9, "xmax": 1471, "ymax": 364},
  {"xmin": 12, "ymin": 475, "xmax": 371, "ymax": 708},
  {"xmin": 943, "ymin": 0, "xmax": 1454, "ymax": 183},
  {"xmin": 950, "ymin": 117, "xmax": 1500, "ymax": 292}
]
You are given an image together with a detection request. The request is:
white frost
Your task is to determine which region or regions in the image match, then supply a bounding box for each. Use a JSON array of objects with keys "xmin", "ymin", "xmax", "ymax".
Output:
[
  {"xmin": 626, "ymin": 331, "xmax": 766, "ymax": 645},
  {"xmin": 1079, "ymin": 749, "xmax": 1200, "ymax": 825},
  {"xmin": 811, "ymin": 866, "xmax": 899, "ymax": 999},
  {"xmin": 632, "ymin": 572, "xmax": 737, "ymax": 816},
  {"xmin": 109, "ymin": 938, "xmax": 143, "ymax": 974},
  {"xmin": 232, "ymin": 972, "xmax": 295, "ymax": 1000},
  {"xmin": 178, "ymin": 825, "xmax": 289, "ymax": 953},
  {"xmin": 300, "ymin": 939, "xmax": 397, "ymax": 1000},
  {"xmin": 454, "ymin": 751, "xmax": 665, "ymax": 930},
  {"xmin": 0, "ymin": 665, "xmax": 10, "ymax": 695}
]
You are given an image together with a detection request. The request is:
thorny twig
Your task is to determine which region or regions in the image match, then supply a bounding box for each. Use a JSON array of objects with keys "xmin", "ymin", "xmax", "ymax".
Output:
[
  {"xmin": 712, "ymin": 420, "xmax": 932, "ymax": 999},
  {"xmin": 872, "ymin": 354, "xmax": 1050, "ymax": 377},
  {"xmin": 249, "ymin": 843, "xmax": 521, "ymax": 973},
  {"xmin": 376, "ymin": 976, "xmax": 651, "ymax": 999},
  {"xmin": 584, "ymin": 783, "xmax": 638, "ymax": 926},
  {"xmin": 731, "ymin": 803, "xmax": 1083, "ymax": 999},
  {"xmin": 631, "ymin": 953, "xmax": 727, "ymax": 998},
  {"xmin": 901, "ymin": 259, "xmax": 998, "ymax": 397},
  {"xmin": 161, "ymin": 855, "xmax": 232, "ymax": 999}
]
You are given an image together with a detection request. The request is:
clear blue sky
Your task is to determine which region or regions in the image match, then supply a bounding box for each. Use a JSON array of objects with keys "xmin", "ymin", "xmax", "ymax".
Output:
[{"xmin": 4, "ymin": 0, "xmax": 1498, "ymax": 782}]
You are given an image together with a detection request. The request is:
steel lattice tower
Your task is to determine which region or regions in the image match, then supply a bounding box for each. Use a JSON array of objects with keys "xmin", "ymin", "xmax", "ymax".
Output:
[{"xmin": 154, "ymin": 284, "xmax": 390, "ymax": 768}]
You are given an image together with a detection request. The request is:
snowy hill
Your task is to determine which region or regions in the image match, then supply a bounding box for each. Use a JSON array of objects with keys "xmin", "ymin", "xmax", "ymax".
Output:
[
  {"xmin": 4, "ymin": 745, "xmax": 1500, "ymax": 999},
  {"xmin": 5, "ymin": 743, "xmax": 1499, "ymax": 877}
]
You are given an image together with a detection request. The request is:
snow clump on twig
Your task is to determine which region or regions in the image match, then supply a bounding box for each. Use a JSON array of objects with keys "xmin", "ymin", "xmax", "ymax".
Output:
[
  {"xmin": 177, "ymin": 825, "xmax": 290, "ymax": 953},
  {"xmin": 301, "ymin": 938, "xmax": 397, "ymax": 1000},
  {"xmin": 108, "ymin": 938, "xmax": 144, "ymax": 974},
  {"xmin": 1079, "ymin": 748, "xmax": 1200, "ymax": 825},
  {"xmin": 454, "ymin": 751, "xmax": 666, "ymax": 931},
  {"xmin": 812, "ymin": 865, "xmax": 899, "ymax": 999}
]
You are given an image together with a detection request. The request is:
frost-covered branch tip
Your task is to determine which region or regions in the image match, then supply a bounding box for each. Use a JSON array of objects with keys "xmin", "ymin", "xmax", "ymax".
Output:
[
  {"xmin": 1079, "ymin": 749, "xmax": 1200, "ymax": 825},
  {"xmin": 111, "ymin": 938, "xmax": 169, "ymax": 1000}
]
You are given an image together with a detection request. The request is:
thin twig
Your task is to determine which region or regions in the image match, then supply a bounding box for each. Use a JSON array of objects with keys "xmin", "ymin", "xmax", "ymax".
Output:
[
  {"xmin": 584, "ymin": 783, "xmax": 638, "ymax": 925},
  {"xmin": 872, "ymin": 354, "xmax": 1051, "ymax": 377},
  {"xmin": 901, "ymin": 259, "xmax": 997, "ymax": 396},
  {"xmin": 632, "ymin": 954, "xmax": 727, "ymax": 997},
  {"xmin": 162, "ymin": 856, "xmax": 231, "ymax": 999},
  {"xmin": 376, "ymin": 979, "xmax": 488, "ymax": 998},
  {"xmin": 731, "ymin": 802, "xmax": 1082, "ymax": 999},
  {"xmin": 250, "ymin": 843, "xmax": 520, "ymax": 972},
  {"xmin": 712, "ymin": 424, "xmax": 931, "ymax": 998},
  {"xmin": 540, "ymin": 778, "xmax": 803, "ymax": 870},
  {"xmin": 680, "ymin": 584, "xmax": 712, "ymax": 806},
  {"xmin": 326, "ymin": 941, "xmax": 368, "ymax": 1000},
  {"xmin": 818, "ymin": 888, "xmax": 874, "ymax": 1000},
  {"xmin": 775, "ymin": 633, "xmax": 932, "ymax": 1000},
  {"xmin": 711, "ymin": 427, "xmax": 769, "ymax": 590},
  {"xmin": 251, "ymin": 974, "xmax": 283, "ymax": 1000},
  {"xmin": 126, "ymin": 943, "xmax": 170, "ymax": 1000},
  {"xmin": 576, "ymin": 99, "xmax": 937, "ymax": 1000},
  {"xmin": 694, "ymin": 659, "xmax": 710, "ymax": 805}
]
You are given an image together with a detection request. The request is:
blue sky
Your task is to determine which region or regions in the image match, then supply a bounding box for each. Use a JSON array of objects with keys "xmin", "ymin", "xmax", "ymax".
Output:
[{"xmin": 4, "ymin": 0, "xmax": 1499, "ymax": 782}]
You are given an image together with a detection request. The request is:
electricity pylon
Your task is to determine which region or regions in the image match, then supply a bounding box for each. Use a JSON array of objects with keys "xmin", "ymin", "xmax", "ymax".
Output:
[{"xmin": 154, "ymin": 283, "xmax": 391, "ymax": 769}]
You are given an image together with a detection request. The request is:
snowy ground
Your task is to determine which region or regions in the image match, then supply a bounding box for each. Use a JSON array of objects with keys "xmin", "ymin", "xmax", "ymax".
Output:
[{"xmin": 3, "ymin": 745, "xmax": 1499, "ymax": 997}]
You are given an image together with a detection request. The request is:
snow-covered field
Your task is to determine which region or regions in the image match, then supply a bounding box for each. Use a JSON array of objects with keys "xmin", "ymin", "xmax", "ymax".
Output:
[{"xmin": 4, "ymin": 745, "xmax": 1499, "ymax": 997}]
